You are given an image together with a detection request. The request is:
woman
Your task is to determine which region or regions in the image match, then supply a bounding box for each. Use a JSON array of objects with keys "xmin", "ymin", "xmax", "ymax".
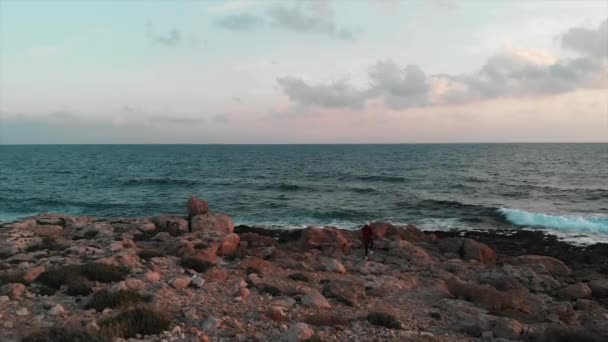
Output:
[{"xmin": 361, "ymin": 224, "xmax": 374, "ymax": 260}]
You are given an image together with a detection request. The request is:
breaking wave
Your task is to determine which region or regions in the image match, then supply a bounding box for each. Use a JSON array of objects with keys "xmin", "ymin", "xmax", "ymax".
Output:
[{"xmin": 499, "ymin": 208, "xmax": 608, "ymax": 233}]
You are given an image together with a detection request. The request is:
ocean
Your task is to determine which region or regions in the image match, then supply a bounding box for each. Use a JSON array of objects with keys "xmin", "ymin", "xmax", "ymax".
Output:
[{"xmin": 1, "ymin": 144, "xmax": 607, "ymax": 243}]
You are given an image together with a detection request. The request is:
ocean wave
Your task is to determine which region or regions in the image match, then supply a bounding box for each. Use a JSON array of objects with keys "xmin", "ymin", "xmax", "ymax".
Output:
[
  {"xmin": 499, "ymin": 208, "xmax": 608, "ymax": 233},
  {"xmin": 340, "ymin": 174, "xmax": 407, "ymax": 183},
  {"xmin": 349, "ymin": 187, "xmax": 378, "ymax": 194},
  {"xmin": 121, "ymin": 178, "xmax": 198, "ymax": 187},
  {"xmin": 259, "ymin": 183, "xmax": 309, "ymax": 191}
]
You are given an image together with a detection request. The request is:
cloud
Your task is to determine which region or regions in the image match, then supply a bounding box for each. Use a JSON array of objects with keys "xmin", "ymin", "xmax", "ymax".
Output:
[
  {"xmin": 268, "ymin": 5, "xmax": 356, "ymax": 40},
  {"xmin": 146, "ymin": 23, "xmax": 181, "ymax": 46},
  {"xmin": 276, "ymin": 77, "xmax": 367, "ymax": 109},
  {"xmin": 561, "ymin": 18, "xmax": 608, "ymax": 58},
  {"xmin": 277, "ymin": 19, "xmax": 607, "ymax": 110},
  {"xmin": 215, "ymin": 14, "xmax": 265, "ymax": 31}
]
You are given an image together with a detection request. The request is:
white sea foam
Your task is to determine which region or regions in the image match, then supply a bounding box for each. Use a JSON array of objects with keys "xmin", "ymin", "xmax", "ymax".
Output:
[{"xmin": 499, "ymin": 208, "xmax": 608, "ymax": 233}]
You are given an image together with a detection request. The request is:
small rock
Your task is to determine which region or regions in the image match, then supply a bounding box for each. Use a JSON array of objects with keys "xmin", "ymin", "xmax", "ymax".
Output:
[
  {"xmin": 16, "ymin": 307, "xmax": 29, "ymax": 316},
  {"xmin": 301, "ymin": 290, "xmax": 331, "ymax": 309},
  {"xmin": 145, "ymin": 271, "xmax": 161, "ymax": 282},
  {"xmin": 191, "ymin": 276, "xmax": 205, "ymax": 288},
  {"xmin": 0, "ymin": 295, "xmax": 10, "ymax": 303},
  {"xmin": 48, "ymin": 304, "xmax": 65, "ymax": 316},
  {"xmin": 239, "ymin": 288, "xmax": 251, "ymax": 300},
  {"xmin": 271, "ymin": 297, "xmax": 296, "ymax": 308},
  {"xmin": 268, "ymin": 306, "xmax": 287, "ymax": 321},
  {"xmin": 3, "ymin": 321, "xmax": 14, "ymax": 329},
  {"xmin": 281, "ymin": 323, "xmax": 314, "ymax": 342},
  {"xmin": 170, "ymin": 277, "xmax": 191, "ymax": 290},
  {"xmin": 322, "ymin": 258, "xmax": 346, "ymax": 274},
  {"xmin": 1, "ymin": 283, "xmax": 27, "ymax": 299},
  {"xmin": 493, "ymin": 317, "xmax": 523, "ymax": 340},
  {"xmin": 202, "ymin": 316, "xmax": 222, "ymax": 332},
  {"xmin": 23, "ymin": 265, "xmax": 46, "ymax": 283}
]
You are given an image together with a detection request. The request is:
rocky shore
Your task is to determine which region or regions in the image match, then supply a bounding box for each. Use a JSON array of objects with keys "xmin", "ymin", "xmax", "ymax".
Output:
[{"xmin": 1, "ymin": 197, "xmax": 607, "ymax": 342}]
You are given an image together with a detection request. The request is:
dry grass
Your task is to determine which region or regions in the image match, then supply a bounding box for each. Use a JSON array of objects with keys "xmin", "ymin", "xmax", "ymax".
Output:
[
  {"xmin": 100, "ymin": 306, "xmax": 170, "ymax": 338},
  {"xmin": 37, "ymin": 263, "xmax": 128, "ymax": 296}
]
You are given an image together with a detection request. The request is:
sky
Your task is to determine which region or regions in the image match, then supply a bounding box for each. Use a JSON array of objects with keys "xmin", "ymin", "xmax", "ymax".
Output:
[{"xmin": 0, "ymin": 0, "xmax": 607, "ymax": 144}]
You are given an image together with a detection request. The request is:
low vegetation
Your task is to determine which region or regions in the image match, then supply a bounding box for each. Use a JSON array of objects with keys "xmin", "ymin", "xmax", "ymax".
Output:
[
  {"xmin": 138, "ymin": 248, "xmax": 164, "ymax": 260},
  {"xmin": 85, "ymin": 289, "xmax": 152, "ymax": 311},
  {"xmin": 305, "ymin": 313, "xmax": 348, "ymax": 326},
  {"xmin": 37, "ymin": 263, "xmax": 128, "ymax": 296},
  {"xmin": 0, "ymin": 270, "xmax": 27, "ymax": 285},
  {"xmin": 367, "ymin": 312, "xmax": 401, "ymax": 329},
  {"xmin": 100, "ymin": 306, "xmax": 171, "ymax": 338},
  {"xmin": 180, "ymin": 257, "xmax": 213, "ymax": 273},
  {"xmin": 22, "ymin": 327, "xmax": 105, "ymax": 342},
  {"xmin": 288, "ymin": 273, "xmax": 310, "ymax": 282}
]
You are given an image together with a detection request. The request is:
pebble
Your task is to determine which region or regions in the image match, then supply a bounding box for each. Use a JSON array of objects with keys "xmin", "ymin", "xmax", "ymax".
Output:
[
  {"xmin": 191, "ymin": 276, "xmax": 205, "ymax": 288},
  {"xmin": 16, "ymin": 308, "xmax": 29, "ymax": 316},
  {"xmin": 49, "ymin": 304, "xmax": 65, "ymax": 316},
  {"xmin": 3, "ymin": 322, "xmax": 14, "ymax": 329}
]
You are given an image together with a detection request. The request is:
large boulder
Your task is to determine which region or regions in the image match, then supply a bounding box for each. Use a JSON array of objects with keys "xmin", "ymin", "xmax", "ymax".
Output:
[
  {"xmin": 281, "ymin": 323, "xmax": 314, "ymax": 342},
  {"xmin": 589, "ymin": 279, "xmax": 608, "ymax": 297},
  {"xmin": 301, "ymin": 290, "xmax": 331, "ymax": 309},
  {"xmin": 369, "ymin": 222, "xmax": 426, "ymax": 242},
  {"xmin": 323, "ymin": 280, "xmax": 365, "ymax": 306},
  {"xmin": 388, "ymin": 240, "xmax": 434, "ymax": 265},
  {"xmin": 150, "ymin": 216, "xmax": 188, "ymax": 236},
  {"xmin": 298, "ymin": 227, "xmax": 351, "ymax": 251},
  {"xmin": 445, "ymin": 277, "xmax": 525, "ymax": 311},
  {"xmin": 557, "ymin": 282, "xmax": 592, "ymax": 300},
  {"xmin": 191, "ymin": 214, "xmax": 234, "ymax": 234},
  {"xmin": 187, "ymin": 196, "xmax": 209, "ymax": 216},
  {"xmin": 438, "ymin": 238, "xmax": 495, "ymax": 263},
  {"xmin": 510, "ymin": 255, "xmax": 571, "ymax": 276}
]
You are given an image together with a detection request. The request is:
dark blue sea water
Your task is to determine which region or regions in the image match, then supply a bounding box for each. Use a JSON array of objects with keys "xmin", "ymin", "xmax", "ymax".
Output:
[{"xmin": 1, "ymin": 144, "xmax": 607, "ymax": 243}]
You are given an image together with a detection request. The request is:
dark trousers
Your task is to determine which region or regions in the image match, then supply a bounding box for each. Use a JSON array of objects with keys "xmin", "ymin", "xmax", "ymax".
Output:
[{"xmin": 364, "ymin": 238, "xmax": 373, "ymax": 256}]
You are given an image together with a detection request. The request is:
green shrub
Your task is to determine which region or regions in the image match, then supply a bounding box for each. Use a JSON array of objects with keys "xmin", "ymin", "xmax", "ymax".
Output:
[
  {"xmin": 367, "ymin": 312, "xmax": 401, "ymax": 329},
  {"xmin": 180, "ymin": 257, "xmax": 213, "ymax": 273},
  {"xmin": 22, "ymin": 327, "xmax": 105, "ymax": 342},
  {"xmin": 288, "ymin": 273, "xmax": 310, "ymax": 282},
  {"xmin": 100, "ymin": 306, "xmax": 170, "ymax": 338},
  {"xmin": 86, "ymin": 289, "xmax": 152, "ymax": 311}
]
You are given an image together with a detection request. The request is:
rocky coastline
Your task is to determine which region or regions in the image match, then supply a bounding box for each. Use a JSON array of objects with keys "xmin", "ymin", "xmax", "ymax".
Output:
[{"xmin": 1, "ymin": 197, "xmax": 607, "ymax": 342}]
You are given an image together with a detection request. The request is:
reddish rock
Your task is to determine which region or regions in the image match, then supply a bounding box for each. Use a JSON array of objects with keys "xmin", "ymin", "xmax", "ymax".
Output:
[
  {"xmin": 301, "ymin": 290, "xmax": 331, "ymax": 309},
  {"xmin": 239, "ymin": 233, "xmax": 276, "ymax": 247},
  {"xmin": 323, "ymin": 280, "xmax": 365, "ymax": 306},
  {"xmin": 187, "ymin": 196, "xmax": 209, "ymax": 216},
  {"xmin": 369, "ymin": 222, "xmax": 427, "ymax": 242},
  {"xmin": 281, "ymin": 323, "xmax": 314, "ymax": 342},
  {"xmin": 240, "ymin": 257, "xmax": 271, "ymax": 274},
  {"xmin": 445, "ymin": 277, "xmax": 525, "ymax": 311},
  {"xmin": 510, "ymin": 255, "xmax": 571, "ymax": 276},
  {"xmin": 151, "ymin": 216, "xmax": 188, "ymax": 236},
  {"xmin": 217, "ymin": 233, "xmax": 240, "ymax": 256},
  {"xmin": 0, "ymin": 283, "xmax": 27, "ymax": 299},
  {"xmin": 267, "ymin": 306, "xmax": 287, "ymax": 322},
  {"xmin": 438, "ymin": 238, "xmax": 496, "ymax": 263},
  {"xmin": 171, "ymin": 277, "xmax": 192, "ymax": 289},
  {"xmin": 298, "ymin": 227, "xmax": 351, "ymax": 251},
  {"xmin": 22, "ymin": 266, "xmax": 45, "ymax": 283},
  {"xmin": 388, "ymin": 240, "xmax": 434, "ymax": 265},
  {"xmin": 191, "ymin": 214, "xmax": 234, "ymax": 234},
  {"xmin": 205, "ymin": 268, "xmax": 228, "ymax": 282}
]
